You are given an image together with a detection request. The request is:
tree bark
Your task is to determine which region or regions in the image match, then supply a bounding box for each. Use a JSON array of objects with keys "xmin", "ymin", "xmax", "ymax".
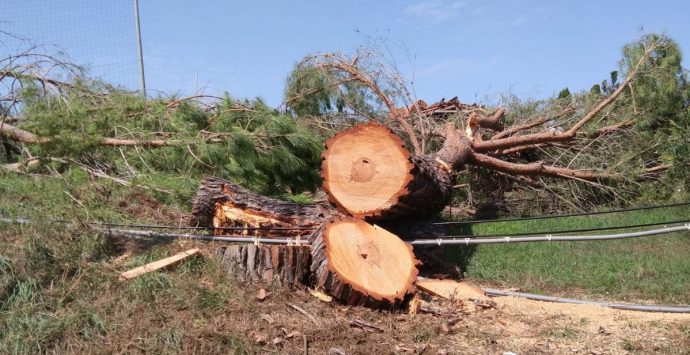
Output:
[
  {"xmin": 190, "ymin": 176, "xmax": 335, "ymax": 237},
  {"xmin": 213, "ymin": 244, "xmax": 311, "ymax": 288}
]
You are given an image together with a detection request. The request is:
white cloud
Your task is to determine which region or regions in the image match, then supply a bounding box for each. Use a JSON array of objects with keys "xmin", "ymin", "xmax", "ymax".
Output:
[{"xmin": 404, "ymin": 0, "xmax": 467, "ymax": 22}]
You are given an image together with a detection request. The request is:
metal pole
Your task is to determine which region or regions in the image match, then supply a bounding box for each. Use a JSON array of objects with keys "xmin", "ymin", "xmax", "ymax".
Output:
[{"xmin": 133, "ymin": 0, "xmax": 146, "ymax": 97}]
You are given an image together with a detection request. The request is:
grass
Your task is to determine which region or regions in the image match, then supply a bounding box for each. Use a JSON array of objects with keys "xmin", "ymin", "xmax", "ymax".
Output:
[
  {"xmin": 1, "ymin": 168, "xmax": 689, "ymax": 352},
  {"xmin": 443, "ymin": 205, "xmax": 690, "ymax": 304},
  {"xmin": 0, "ymin": 170, "xmax": 255, "ymax": 354}
]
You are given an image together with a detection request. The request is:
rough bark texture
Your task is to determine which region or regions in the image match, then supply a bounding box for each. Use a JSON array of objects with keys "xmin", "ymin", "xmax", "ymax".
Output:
[
  {"xmin": 191, "ymin": 176, "xmax": 335, "ymax": 236},
  {"xmin": 310, "ymin": 219, "xmax": 419, "ymax": 307},
  {"xmin": 214, "ymin": 244, "xmax": 311, "ymax": 288},
  {"xmin": 381, "ymin": 155, "xmax": 453, "ymax": 219}
]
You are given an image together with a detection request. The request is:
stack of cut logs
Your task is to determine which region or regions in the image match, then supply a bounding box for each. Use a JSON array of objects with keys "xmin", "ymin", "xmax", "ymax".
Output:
[{"xmin": 191, "ymin": 115, "xmax": 471, "ymax": 308}]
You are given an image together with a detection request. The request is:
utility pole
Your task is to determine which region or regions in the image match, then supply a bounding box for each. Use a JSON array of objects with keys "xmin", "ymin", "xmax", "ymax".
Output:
[{"xmin": 133, "ymin": 0, "xmax": 146, "ymax": 97}]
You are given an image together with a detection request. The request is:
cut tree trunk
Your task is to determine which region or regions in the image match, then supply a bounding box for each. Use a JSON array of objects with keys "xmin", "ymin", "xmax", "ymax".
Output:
[
  {"xmin": 190, "ymin": 176, "xmax": 336, "ymax": 236},
  {"xmin": 322, "ymin": 123, "xmax": 457, "ymax": 220},
  {"xmin": 190, "ymin": 177, "xmax": 446, "ymax": 240},
  {"xmin": 214, "ymin": 244, "xmax": 311, "ymax": 288},
  {"xmin": 310, "ymin": 218, "xmax": 419, "ymax": 307}
]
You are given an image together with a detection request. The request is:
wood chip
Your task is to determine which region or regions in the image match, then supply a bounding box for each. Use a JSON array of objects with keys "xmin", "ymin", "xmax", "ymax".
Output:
[
  {"xmin": 408, "ymin": 293, "xmax": 422, "ymax": 315},
  {"xmin": 308, "ymin": 288, "xmax": 333, "ymax": 303},
  {"xmin": 118, "ymin": 248, "xmax": 199, "ymax": 281},
  {"xmin": 256, "ymin": 288, "xmax": 270, "ymax": 301}
]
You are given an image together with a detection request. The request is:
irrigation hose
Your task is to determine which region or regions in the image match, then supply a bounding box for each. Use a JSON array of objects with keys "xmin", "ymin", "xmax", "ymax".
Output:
[
  {"xmin": 443, "ymin": 219, "xmax": 690, "ymax": 238},
  {"xmin": 482, "ymin": 288, "xmax": 690, "ymax": 313},
  {"xmin": 409, "ymin": 223, "xmax": 690, "ymax": 246},
  {"xmin": 0, "ymin": 215, "xmax": 317, "ymax": 232}
]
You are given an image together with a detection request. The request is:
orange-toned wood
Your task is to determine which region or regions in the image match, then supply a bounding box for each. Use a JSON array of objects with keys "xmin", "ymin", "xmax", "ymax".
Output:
[
  {"xmin": 321, "ymin": 123, "xmax": 453, "ymax": 220},
  {"xmin": 310, "ymin": 218, "xmax": 418, "ymax": 307}
]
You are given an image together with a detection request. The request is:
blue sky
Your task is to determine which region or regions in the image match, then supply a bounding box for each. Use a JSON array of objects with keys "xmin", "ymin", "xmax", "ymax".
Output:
[{"xmin": 2, "ymin": 1, "xmax": 689, "ymax": 106}]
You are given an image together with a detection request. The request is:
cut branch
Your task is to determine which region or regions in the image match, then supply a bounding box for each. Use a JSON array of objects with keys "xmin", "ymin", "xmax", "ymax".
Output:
[{"xmin": 473, "ymin": 130, "xmax": 572, "ymax": 152}]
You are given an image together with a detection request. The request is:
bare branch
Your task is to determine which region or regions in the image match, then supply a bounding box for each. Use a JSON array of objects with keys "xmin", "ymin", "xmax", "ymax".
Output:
[
  {"xmin": 0, "ymin": 122, "xmax": 225, "ymax": 148},
  {"xmin": 315, "ymin": 54, "xmax": 422, "ymax": 155},
  {"xmin": 470, "ymin": 151, "xmax": 619, "ymax": 182},
  {"xmin": 491, "ymin": 112, "xmax": 564, "ymax": 140}
]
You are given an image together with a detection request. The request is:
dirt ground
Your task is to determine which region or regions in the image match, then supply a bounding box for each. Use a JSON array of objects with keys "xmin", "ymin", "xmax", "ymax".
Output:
[{"xmin": 188, "ymin": 280, "xmax": 690, "ymax": 355}]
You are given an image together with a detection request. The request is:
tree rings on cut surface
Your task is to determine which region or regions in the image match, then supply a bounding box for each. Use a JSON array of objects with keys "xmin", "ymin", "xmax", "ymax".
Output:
[
  {"xmin": 322, "ymin": 123, "xmax": 414, "ymax": 218},
  {"xmin": 310, "ymin": 218, "xmax": 418, "ymax": 307}
]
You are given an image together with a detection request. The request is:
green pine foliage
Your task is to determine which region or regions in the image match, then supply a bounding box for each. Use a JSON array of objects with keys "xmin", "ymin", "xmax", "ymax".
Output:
[
  {"xmin": 284, "ymin": 59, "xmax": 375, "ymax": 118},
  {"xmin": 14, "ymin": 80, "xmax": 323, "ymax": 204}
]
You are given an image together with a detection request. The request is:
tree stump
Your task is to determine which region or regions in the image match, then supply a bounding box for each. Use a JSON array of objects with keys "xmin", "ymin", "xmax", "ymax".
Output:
[
  {"xmin": 310, "ymin": 218, "xmax": 419, "ymax": 307},
  {"xmin": 214, "ymin": 244, "xmax": 311, "ymax": 288},
  {"xmin": 321, "ymin": 123, "xmax": 456, "ymax": 220}
]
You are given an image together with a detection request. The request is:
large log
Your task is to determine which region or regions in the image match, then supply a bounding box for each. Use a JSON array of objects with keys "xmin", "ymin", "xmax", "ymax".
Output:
[
  {"xmin": 190, "ymin": 176, "xmax": 445, "ymax": 242},
  {"xmin": 310, "ymin": 218, "xmax": 419, "ymax": 307},
  {"xmin": 190, "ymin": 178, "xmax": 425, "ymax": 308},
  {"xmin": 190, "ymin": 176, "xmax": 335, "ymax": 236},
  {"xmin": 322, "ymin": 123, "xmax": 460, "ymax": 220}
]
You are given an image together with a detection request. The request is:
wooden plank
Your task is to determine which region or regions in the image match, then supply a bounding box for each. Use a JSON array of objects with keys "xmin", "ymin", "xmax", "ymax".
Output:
[
  {"xmin": 118, "ymin": 248, "xmax": 200, "ymax": 281},
  {"xmin": 416, "ymin": 278, "xmax": 487, "ymax": 301}
]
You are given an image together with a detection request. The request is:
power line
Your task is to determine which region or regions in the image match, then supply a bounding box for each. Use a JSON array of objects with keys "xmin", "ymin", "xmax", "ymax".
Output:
[{"xmin": 434, "ymin": 201, "xmax": 690, "ymax": 226}]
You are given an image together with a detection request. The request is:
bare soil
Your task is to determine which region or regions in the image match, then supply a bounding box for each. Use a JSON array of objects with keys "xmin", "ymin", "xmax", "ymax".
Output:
[{"xmin": 216, "ymin": 286, "xmax": 690, "ymax": 354}]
